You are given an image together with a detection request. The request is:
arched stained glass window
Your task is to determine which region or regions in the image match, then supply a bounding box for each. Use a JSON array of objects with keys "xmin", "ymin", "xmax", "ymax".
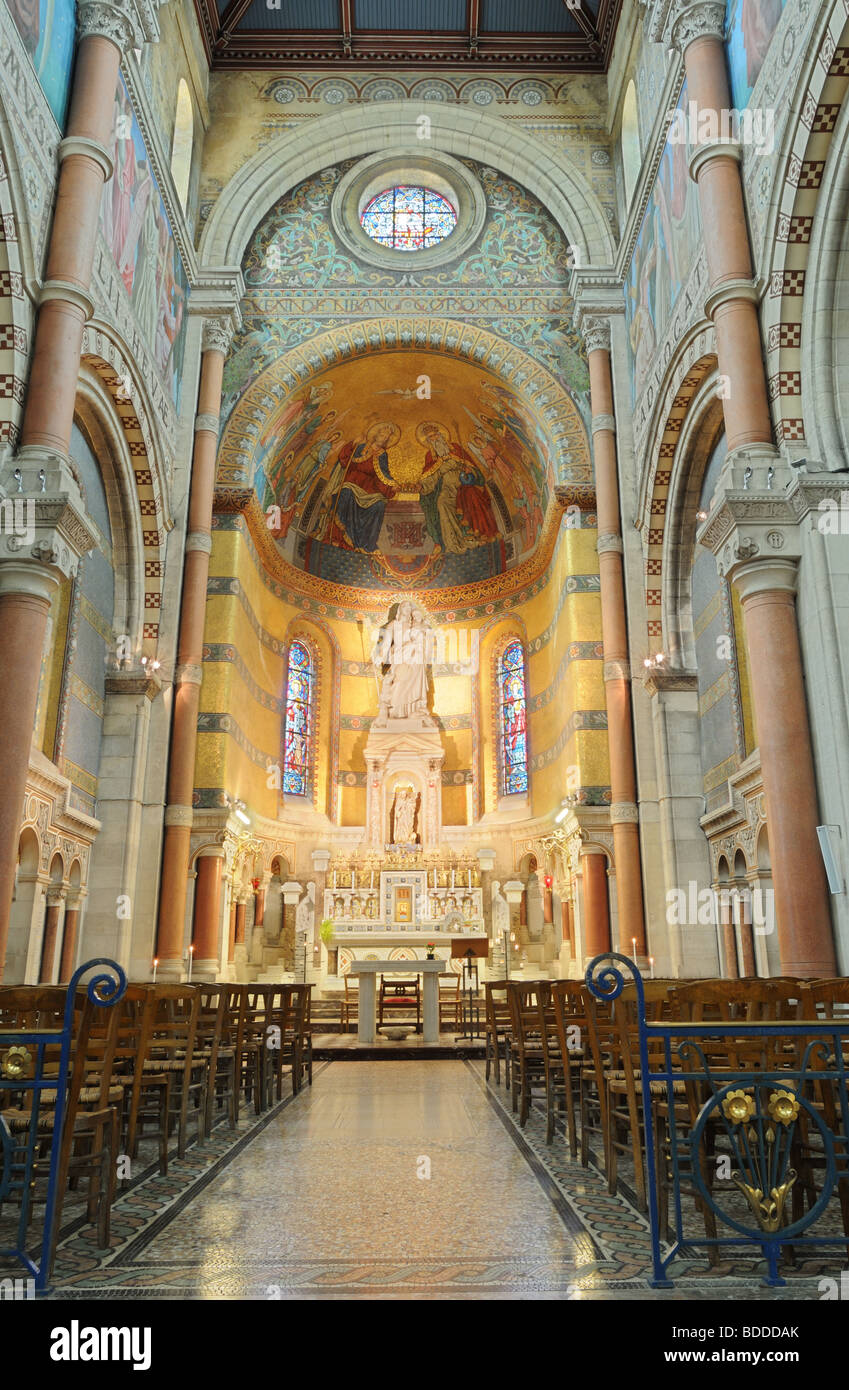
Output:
[
  {"xmin": 360, "ymin": 185, "xmax": 457, "ymax": 251},
  {"xmin": 499, "ymin": 640, "xmax": 529, "ymax": 796},
  {"xmin": 283, "ymin": 640, "xmax": 314, "ymax": 796}
]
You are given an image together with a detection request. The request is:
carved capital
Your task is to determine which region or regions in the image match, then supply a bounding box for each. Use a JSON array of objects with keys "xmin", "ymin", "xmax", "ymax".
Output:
[
  {"xmin": 77, "ymin": 0, "xmax": 160, "ymax": 51},
  {"xmin": 164, "ymin": 805, "xmax": 195, "ymax": 829},
  {"xmin": 609, "ymin": 801, "xmax": 639, "ymax": 826},
  {"xmin": 581, "ymin": 316, "xmax": 611, "ymax": 355},
  {"xmin": 669, "ymin": 0, "xmax": 726, "ymax": 53},
  {"xmin": 202, "ymin": 317, "xmax": 235, "ymax": 356}
]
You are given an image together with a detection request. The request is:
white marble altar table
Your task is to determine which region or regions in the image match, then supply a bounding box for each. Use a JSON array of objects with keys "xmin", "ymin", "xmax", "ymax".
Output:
[{"xmin": 350, "ymin": 960, "xmax": 445, "ymax": 1044}]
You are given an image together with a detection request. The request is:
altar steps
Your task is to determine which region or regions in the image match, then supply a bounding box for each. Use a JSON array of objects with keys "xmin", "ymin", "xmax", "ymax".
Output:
[{"xmin": 311, "ymin": 1032, "xmax": 486, "ymax": 1060}]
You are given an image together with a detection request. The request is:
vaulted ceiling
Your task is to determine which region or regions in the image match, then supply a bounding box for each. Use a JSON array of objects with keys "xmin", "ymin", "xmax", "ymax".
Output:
[{"xmin": 194, "ymin": 0, "xmax": 622, "ymax": 70}]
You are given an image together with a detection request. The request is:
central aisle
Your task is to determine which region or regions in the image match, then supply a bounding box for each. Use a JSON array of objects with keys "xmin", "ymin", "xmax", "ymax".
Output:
[{"xmin": 129, "ymin": 1060, "xmax": 595, "ymax": 1297}]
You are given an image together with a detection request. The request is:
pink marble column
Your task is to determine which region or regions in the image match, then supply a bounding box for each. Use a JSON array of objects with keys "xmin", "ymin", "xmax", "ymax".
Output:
[{"xmin": 582, "ymin": 850, "xmax": 611, "ymax": 959}]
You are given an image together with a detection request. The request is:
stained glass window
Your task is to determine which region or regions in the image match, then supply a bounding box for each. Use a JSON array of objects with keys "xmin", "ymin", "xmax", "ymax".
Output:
[
  {"xmin": 499, "ymin": 640, "xmax": 529, "ymax": 796},
  {"xmin": 360, "ymin": 185, "xmax": 457, "ymax": 251},
  {"xmin": 283, "ymin": 640, "xmax": 314, "ymax": 796}
]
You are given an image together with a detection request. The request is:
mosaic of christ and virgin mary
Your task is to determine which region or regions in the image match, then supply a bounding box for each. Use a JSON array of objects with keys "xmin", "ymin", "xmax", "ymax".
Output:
[{"xmin": 253, "ymin": 357, "xmax": 550, "ymax": 587}]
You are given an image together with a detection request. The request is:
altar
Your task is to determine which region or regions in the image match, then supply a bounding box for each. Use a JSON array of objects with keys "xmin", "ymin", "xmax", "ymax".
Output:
[{"xmin": 351, "ymin": 959, "xmax": 446, "ymax": 1044}]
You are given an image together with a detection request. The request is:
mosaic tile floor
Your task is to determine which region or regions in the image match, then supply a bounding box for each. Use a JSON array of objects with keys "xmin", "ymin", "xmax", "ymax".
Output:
[{"xmin": 21, "ymin": 1060, "xmax": 847, "ymax": 1300}]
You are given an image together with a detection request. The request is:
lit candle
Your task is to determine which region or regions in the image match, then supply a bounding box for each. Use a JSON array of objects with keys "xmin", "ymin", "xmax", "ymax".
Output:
[
  {"xmin": 649, "ymin": 956, "xmax": 655, "ymax": 979},
  {"xmin": 152, "ymin": 957, "xmax": 158, "ymax": 983},
  {"xmin": 187, "ymin": 944, "xmax": 194, "ymax": 983},
  {"xmin": 631, "ymin": 937, "xmax": 637, "ymax": 960}
]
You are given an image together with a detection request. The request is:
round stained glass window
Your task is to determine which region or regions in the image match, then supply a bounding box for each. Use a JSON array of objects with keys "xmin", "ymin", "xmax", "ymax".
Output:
[{"xmin": 360, "ymin": 185, "xmax": 458, "ymax": 251}]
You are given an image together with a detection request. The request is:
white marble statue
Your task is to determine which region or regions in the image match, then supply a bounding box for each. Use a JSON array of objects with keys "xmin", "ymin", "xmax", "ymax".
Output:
[
  {"xmin": 491, "ymin": 880, "xmax": 510, "ymax": 937},
  {"xmin": 392, "ymin": 785, "xmax": 418, "ymax": 845},
  {"xmin": 296, "ymin": 882, "xmax": 315, "ymax": 937},
  {"xmin": 372, "ymin": 601, "xmax": 435, "ymax": 722}
]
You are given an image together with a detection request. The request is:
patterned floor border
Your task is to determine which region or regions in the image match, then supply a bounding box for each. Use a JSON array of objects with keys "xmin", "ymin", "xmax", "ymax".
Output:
[{"xmin": 16, "ymin": 1057, "xmax": 845, "ymax": 1300}]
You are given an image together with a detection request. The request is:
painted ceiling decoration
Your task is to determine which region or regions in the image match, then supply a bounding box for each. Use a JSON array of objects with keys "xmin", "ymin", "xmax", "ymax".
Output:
[{"xmin": 195, "ymin": 0, "xmax": 621, "ymax": 69}]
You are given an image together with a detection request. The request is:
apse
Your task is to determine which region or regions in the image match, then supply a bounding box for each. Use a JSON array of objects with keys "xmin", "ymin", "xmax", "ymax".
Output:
[{"xmin": 223, "ymin": 350, "xmax": 559, "ymax": 592}]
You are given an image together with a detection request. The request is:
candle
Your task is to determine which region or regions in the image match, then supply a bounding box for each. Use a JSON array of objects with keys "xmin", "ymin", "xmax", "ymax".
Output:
[
  {"xmin": 187, "ymin": 944, "xmax": 194, "ymax": 983},
  {"xmin": 152, "ymin": 957, "xmax": 158, "ymax": 983},
  {"xmin": 370, "ymin": 871, "xmax": 374, "ymax": 889},
  {"xmin": 433, "ymin": 869, "xmax": 436, "ymax": 888},
  {"xmin": 649, "ymin": 956, "xmax": 655, "ymax": 979},
  {"xmin": 467, "ymin": 869, "xmax": 471, "ymax": 889},
  {"xmin": 631, "ymin": 937, "xmax": 637, "ymax": 960},
  {"xmin": 351, "ymin": 870, "xmax": 355, "ymax": 889},
  {"xmin": 451, "ymin": 868, "xmax": 455, "ymax": 889},
  {"xmin": 333, "ymin": 870, "xmax": 337, "ymax": 889}
]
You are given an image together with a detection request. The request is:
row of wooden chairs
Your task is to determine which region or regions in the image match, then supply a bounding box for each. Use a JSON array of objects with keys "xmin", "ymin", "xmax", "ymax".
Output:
[
  {"xmin": 0, "ymin": 980, "xmax": 313, "ymax": 1279},
  {"xmin": 485, "ymin": 976, "xmax": 849, "ymax": 1251}
]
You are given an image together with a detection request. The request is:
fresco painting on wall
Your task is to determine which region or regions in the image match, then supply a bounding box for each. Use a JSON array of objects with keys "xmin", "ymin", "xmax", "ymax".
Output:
[
  {"xmin": 725, "ymin": 0, "xmax": 787, "ymax": 111},
  {"xmin": 252, "ymin": 353, "xmax": 551, "ymax": 591},
  {"xmin": 625, "ymin": 85, "xmax": 702, "ymax": 404},
  {"xmin": 5, "ymin": 0, "xmax": 76, "ymax": 130},
  {"xmin": 99, "ymin": 78, "xmax": 189, "ymax": 408}
]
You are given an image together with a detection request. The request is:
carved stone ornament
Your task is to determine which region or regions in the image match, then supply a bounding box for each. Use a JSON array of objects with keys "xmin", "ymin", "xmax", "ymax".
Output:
[
  {"xmin": 202, "ymin": 318, "xmax": 235, "ymax": 357},
  {"xmin": 581, "ymin": 316, "xmax": 612, "ymax": 355},
  {"xmin": 77, "ymin": 0, "xmax": 158, "ymax": 51},
  {"xmin": 669, "ymin": 0, "xmax": 727, "ymax": 53}
]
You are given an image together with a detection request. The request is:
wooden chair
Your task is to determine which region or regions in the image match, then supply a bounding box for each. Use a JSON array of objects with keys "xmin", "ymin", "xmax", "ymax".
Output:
[
  {"xmin": 438, "ymin": 972, "xmax": 462, "ymax": 1032},
  {"xmin": 549, "ymin": 981, "xmax": 588, "ymax": 1158},
  {"xmin": 378, "ymin": 975, "xmax": 421, "ymax": 1033},
  {"xmin": 339, "ymin": 974, "xmax": 358, "ymax": 1033},
  {"xmin": 506, "ymin": 981, "xmax": 550, "ymax": 1126},
  {"xmin": 197, "ymin": 985, "xmax": 237, "ymax": 1138},
  {"xmin": 484, "ymin": 980, "xmax": 511, "ymax": 1086},
  {"xmin": 0, "ymin": 983, "xmax": 124, "ymax": 1266},
  {"xmin": 225, "ymin": 986, "xmax": 270, "ymax": 1119},
  {"xmin": 143, "ymin": 985, "xmax": 205, "ymax": 1158},
  {"xmin": 113, "ymin": 984, "xmax": 172, "ymax": 1178}
]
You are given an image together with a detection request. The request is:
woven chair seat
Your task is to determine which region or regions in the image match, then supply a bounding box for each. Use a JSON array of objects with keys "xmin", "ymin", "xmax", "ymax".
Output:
[{"xmin": 142, "ymin": 1058, "xmax": 190, "ymax": 1072}]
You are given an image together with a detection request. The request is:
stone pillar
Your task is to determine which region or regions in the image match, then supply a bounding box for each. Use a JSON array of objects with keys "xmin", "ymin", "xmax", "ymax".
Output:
[
  {"xmin": 733, "ymin": 562, "xmax": 834, "ymax": 975},
  {"xmin": 581, "ymin": 850, "xmax": 611, "ymax": 960},
  {"xmin": 39, "ymin": 889, "xmax": 66, "ymax": 984},
  {"xmin": 156, "ymin": 317, "xmax": 236, "ymax": 976},
  {"xmin": 250, "ymin": 880, "xmax": 267, "ymax": 966},
  {"xmin": 0, "ymin": 3, "xmax": 157, "ymax": 981},
  {"xmin": 235, "ymin": 899, "xmax": 247, "ymax": 946},
  {"xmin": 227, "ymin": 898, "xmax": 237, "ymax": 965},
  {"xmin": 718, "ymin": 888, "xmax": 739, "ymax": 980},
  {"xmin": 670, "ymin": 2, "xmax": 835, "ymax": 977},
  {"xmin": 193, "ymin": 851, "xmax": 223, "ymax": 981},
  {"xmin": 58, "ymin": 896, "xmax": 82, "ymax": 983},
  {"xmin": 580, "ymin": 316, "xmax": 646, "ymax": 957},
  {"xmin": 311, "ymin": 848, "xmax": 330, "ymax": 970}
]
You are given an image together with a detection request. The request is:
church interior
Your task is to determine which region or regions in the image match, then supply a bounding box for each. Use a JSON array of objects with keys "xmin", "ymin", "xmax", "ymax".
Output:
[{"xmin": 1, "ymin": 0, "xmax": 849, "ymax": 1322}]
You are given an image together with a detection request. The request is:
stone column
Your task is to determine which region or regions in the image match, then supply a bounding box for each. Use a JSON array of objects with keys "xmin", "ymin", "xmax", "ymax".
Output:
[
  {"xmin": 250, "ymin": 879, "xmax": 268, "ymax": 966},
  {"xmin": 734, "ymin": 562, "xmax": 834, "ymax": 975},
  {"xmin": 58, "ymin": 895, "xmax": 82, "ymax": 983},
  {"xmin": 718, "ymin": 888, "xmax": 739, "ymax": 980},
  {"xmin": 670, "ymin": 2, "xmax": 835, "ymax": 976},
  {"xmin": 227, "ymin": 897, "xmax": 237, "ymax": 966},
  {"xmin": 311, "ymin": 848, "xmax": 330, "ymax": 970},
  {"xmin": 580, "ymin": 316, "xmax": 646, "ymax": 956},
  {"xmin": 193, "ymin": 851, "xmax": 223, "ymax": 981},
  {"xmin": 0, "ymin": 2, "xmax": 157, "ymax": 981},
  {"xmin": 156, "ymin": 317, "xmax": 236, "ymax": 976},
  {"xmin": 581, "ymin": 850, "xmax": 611, "ymax": 960},
  {"xmin": 39, "ymin": 889, "xmax": 66, "ymax": 984},
  {"xmin": 234, "ymin": 899, "xmax": 247, "ymax": 947}
]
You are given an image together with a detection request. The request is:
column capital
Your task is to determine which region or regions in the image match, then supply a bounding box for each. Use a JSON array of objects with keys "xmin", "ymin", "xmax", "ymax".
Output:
[
  {"xmin": 669, "ymin": 0, "xmax": 726, "ymax": 53},
  {"xmin": 202, "ymin": 317, "xmax": 235, "ymax": 356},
  {"xmin": 731, "ymin": 557, "xmax": 800, "ymax": 603},
  {"xmin": 1, "ymin": 450, "xmax": 98, "ymax": 584},
  {"xmin": 77, "ymin": 0, "xmax": 162, "ymax": 52},
  {"xmin": 0, "ymin": 560, "xmax": 58, "ymax": 604},
  {"xmin": 580, "ymin": 316, "xmax": 612, "ymax": 354},
  {"xmin": 609, "ymin": 802, "xmax": 640, "ymax": 826}
]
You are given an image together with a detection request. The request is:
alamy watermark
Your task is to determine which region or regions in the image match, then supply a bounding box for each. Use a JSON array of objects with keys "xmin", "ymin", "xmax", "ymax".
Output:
[{"xmin": 666, "ymin": 100, "xmax": 775, "ymax": 157}]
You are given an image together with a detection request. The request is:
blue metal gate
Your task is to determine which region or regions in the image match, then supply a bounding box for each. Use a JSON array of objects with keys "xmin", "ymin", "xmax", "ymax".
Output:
[
  {"xmin": 586, "ymin": 953, "xmax": 849, "ymax": 1286},
  {"xmin": 0, "ymin": 959, "xmax": 126, "ymax": 1291}
]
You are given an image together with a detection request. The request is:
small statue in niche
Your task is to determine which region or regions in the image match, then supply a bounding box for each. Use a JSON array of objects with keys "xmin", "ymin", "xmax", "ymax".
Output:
[{"xmin": 391, "ymin": 784, "xmax": 419, "ymax": 846}]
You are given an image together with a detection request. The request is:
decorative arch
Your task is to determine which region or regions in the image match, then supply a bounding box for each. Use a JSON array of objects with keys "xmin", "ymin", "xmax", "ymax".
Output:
[
  {"xmin": 171, "ymin": 79, "xmax": 194, "ymax": 212},
  {"xmin": 199, "ymin": 100, "xmax": 616, "ymax": 273},
  {"xmin": 636, "ymin": 335, "xmax": 718, "ymax": 643},
  {"xmin": 761, "ymin": 7, "xmax": 849, "ymax": 450}
]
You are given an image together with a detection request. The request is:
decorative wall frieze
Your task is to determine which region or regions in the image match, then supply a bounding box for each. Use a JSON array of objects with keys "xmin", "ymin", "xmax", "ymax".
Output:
[{"xmin": 642, "ymin": 667, "xmax": 699, "ymax": 696}]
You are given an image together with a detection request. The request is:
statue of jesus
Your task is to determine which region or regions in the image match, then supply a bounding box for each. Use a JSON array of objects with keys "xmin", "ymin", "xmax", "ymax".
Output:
[{"xmin": 372, "ymin": 601, "xmax": 435, "ymax": 723}]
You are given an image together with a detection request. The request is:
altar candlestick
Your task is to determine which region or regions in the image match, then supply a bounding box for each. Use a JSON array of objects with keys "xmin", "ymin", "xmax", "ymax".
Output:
[
  {"xmin": 187, "ymin": 944, "xmax": 194, "ymax": 983},
  {"xmin": 649, "ymin": 956, "xmax": 655, "ymax": 979},
  {"xmin": 152, "ymin": 957, "xmax": 158, "ymax": 983},
  {"xmin": 631, "ymin": 937, "xmax": 637, "ymax": 960}
]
